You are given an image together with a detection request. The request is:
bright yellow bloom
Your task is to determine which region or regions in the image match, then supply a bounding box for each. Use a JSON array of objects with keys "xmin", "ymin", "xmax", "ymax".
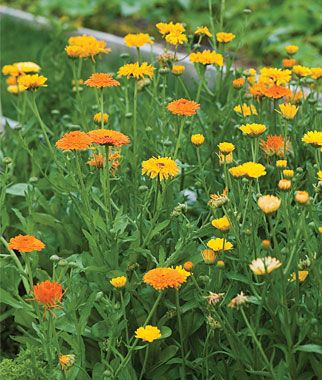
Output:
[
  {"xmin": 229, "ymin": 162, "xmax": 266, "ymax": 179},
  {"xmin": 318, "ymin": 171, "xmax": 322, "ymax": 180},
  {"xmin": 310, "ymin": 68, "xmax": 322, "ymax": 80},
  {"xmin": 191, "ymin": 134, "xmax": 205, "ymax": 146},
  {"xmin": 59, "ymin": 354, "xmax": 76, "ymax": 371},
  {"xmin": 156, "ymin": 22, "xmax": 185, "ymax": 35},
  {"xmin": 142, "ymin": 156, "xmax": 179, "ymax": 180},
  {"xmin": 65, "ymin": 35, "xmax": 110, "ymax": 59},
  {"xmin": 291, "ymin": 271, "xmax": 309, "ymax": 282},
  {"xmin": 135, "ymin": 325, "xmax": 161, "ymax": 343},
  {"xmin": 259, "ymin": 67, "xmax": 292, "ymax": 86},
  {"xmin": 2, "ymin": 62, "xmax": 40, "ymax": 76},
  {"xmin": 283, "ymin": 169, "xmax": 294, "ymax": 178},
  {"xmin": 189, "ymin": 50, "xmax": 223, "ymax": 66},
  {"xmin": 228, "ymin": 165, "xmax": 245, "ymax": 178},
  {"xmin": 258, "ymin": 195, "xmax": 281, "ymax": 214},
  {"xmin": 18, "ymin": 74, "xmax": 47, "ymax": 90},
  {"xmin": 249, "ymin": 256, "xmax": 282, "ymax": 275},
  {"xmin": 172, "ymin": 65, "xmax": 185, "ymax": 75},
  {"xmin": 110, "ymin": 276, "xmax": 127, "ymax": 288},
  {"xmin": 239, "ymin": 123, "xmax": 266, "ymax": 137},
  {"xmin": 218, "ymin": 142, "xmax": 235, "ymax": 154},
  {"xmin": 211, "ymin": 216, "xmax": 230, "ymax": 231},
  {"xmin": 318, "ymin": 227, "xmax": 322, "ymax": 234},
  {"xmin": 207, "ymin": 238, "xmax": 233, "ymax": 252},
  {"xmin": 7, "ymin": 84, "xmax": 27, "ymax": 94},
  {"xmin": 93, "ymin": 112, "xmax": 109, "ymax": 123},
  {"xmin": 165, "ymin": 31, "xmax": 187, "ymax": 46},
  {"xmin": 285, "ymin": 45, "xmax": 299, "ymax": 55},
  {"xmin": 118, "ymin": 62, "xmax": 154, "ymax": 80},
  {"xmin": 302, "ymin": 131, "xmax": 322, "ymax": 147},
  {"xmin": 216, "ymin": 32, "xmax": 235, "ymax": 43},
  {"xmin": 124, "ymin": 33, "xmax": 153, "ymax": 48},
  {"xmin": 278, "ymin": 103, "xmax": 299, "ymax": 120},
  {"xmin": 195, "ymin": 26, "xmax": 212, "ymax": 37},
  {"xmin": 217, "ymin": 260, "xmax": 225, "ymax": 268},
  {"xmin": 293, "ymin": 65, "xmax": 311, "ymax": 77},
  {"xmin": 294, "ymin": 191, "xmax": 310, "ymax": 205},
  {"xmin": 233, "ymin": 103, "xmax": 257, "ymax": 117},
  {"xmin": 276, "ymin": 160, "xmax": 287, "ymax": 168}
]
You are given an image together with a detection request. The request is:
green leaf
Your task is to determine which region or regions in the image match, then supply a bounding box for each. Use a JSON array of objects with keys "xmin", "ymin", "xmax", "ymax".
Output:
[
  {"xmin": 160, "ymin": 326, "xmax": 172, "ymax": 339},
  {"xmin": 0, "ymin": 288, "xmax": 23, "ymax": 309},
  {"xmin": 295, "ymin": 344, "xmax": 322, "ymax": 355},
  {"xmin": 6, "ymin": 183, "xmax": 29, "ymax": 196}
]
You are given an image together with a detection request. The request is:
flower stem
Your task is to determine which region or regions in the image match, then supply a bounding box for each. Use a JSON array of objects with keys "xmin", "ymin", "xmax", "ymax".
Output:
[{"xmin": 175, "ymin": 290, "xmax": 187, "ymax": 380}]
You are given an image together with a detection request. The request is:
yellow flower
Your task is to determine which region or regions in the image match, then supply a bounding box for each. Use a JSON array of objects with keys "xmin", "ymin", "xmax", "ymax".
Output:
[
  {"xmin": 278, "ymin": 179, "xmax": 292, "ymax": 191},
  {"xmin": 142, "ymin": 156, "xmax": 179, "ymax": 180},
  {"xmin": 276, "ymin": 160, "xmax": 287, "ymax": 168},
  {"xmin": 207, "ymin": 238, "xmax": 233, "ymax": 252},
  {"xmin": 318, "ymin": 171, "xmax": 322, "ymax": 180},
  {"xmin": 110, "ymin": 276, "xmax": 127, "ymax": 288},
  {"xmin": 211, "ymin": 216, "xmax": 230, "ymax": 231},
  {"xmin": 7, "ymin": 84, "xmax": 27, "ymax": 94},
  {"xmin": 318, "ymin": 227, "xmax": 322, "ymax": 234},
  {"xmin": 218, "ymin": 142, "xmax": 235, "ymax": 154},
  {"xmin": 165, "ymin": 31, "xmax": 187, "ymax": 46},
  {"xmin": 172, "ymin": 65, "xmax": 185, "ymax": 75},
  {"xmin": 195, "ymin": 26, "xmax": 212, "ymax": 37},
  {"xmin": 258, "ymin": 195, "xmax": 281, "ymax": 214},
  {"xmin": 191, "ymin": 134, "xmax": 205, "ymax": 146},
  {"xmin": 239, "ymin": 123, "xmax": 266, "ymax": 137},
  {"xmin": 65, "ymin": 35, "xmax": 111, "ymax": 59},
  {"xmin": 124, "ymin": 33, "xmax": 153, "ymax": 48},
  {"xmin": 59, "ymin": 354, "xmax": 76, "ymax": 371},
  {"xmin": 310, "ymin": 68, "xmax": 322, "ymax": 80},
  {"xmin": 285, "ymin": 45, "xmax": 299, "ymax": 55},
  {"xmin": 291, "ymin": 271, "xmax": 309, "ymax": 282},
  {"xmin": 219, "ymin": 152, "xmax": 233, "ymax": 165},
  {"xmin": 189, "ymin": 50, "xmax": 223, "ymax": 66},
  {"xmin": 302, "ymin": 131, "xmax": 322, "ymax": 147},
  {"xmin": 156, "ymin": 22, "xmax": 185, "ymax": 36},
  {"xmin": 283, "ymin": 169, "xmax": 294, "ymax": 178},
  {"xmin": 259, "ymin": 67, "xmax": 291, "ymax": 86},
  {"xmin": 232, "ymin": 78, "xmax": 245, "ymax": 88},
  {"xmin": 135, "ymin": 325, "xmax": 161, "ymax": 343},
  {"xmin": 241, "ymin": 162, "xmax": 266, "ymax": 179},
  {"xmin": 249, "ymin": 256, "xmax": 282, "ymax": 275},
  {"xmin": 278, "ymin": 103, "xmax": 299, "ymax": 120},
  {"xmin": 233, "ymin": 103, "xmax": 257, "ymax": 117},
  {"xmin": 217, "ymin": 260, "xmax": 225, "ymax": 268},
  {"xmin": 118, "ymin": 62, "xmax": 154, "ymax": 80},
  {"xmin": 293, "ymin": 65, "xmax": 311, "ymax": 77},
  {"xmin": 294, "ymin": 191, "xmax": 310, "ymax": 205},
  {"xmin": 14, "ymin": 61, "xmax": 41, "ymax": 74},
  {"xmin": 17, "ymin": 74, "xmax": 47, "ymax": 90},
  {"xmin": 93, "ymin": 112, "xmax": 109, "ymax": 123},
  {"xmin": 216, "ymin": 32, "xmax": 235, "ymax": 43}
]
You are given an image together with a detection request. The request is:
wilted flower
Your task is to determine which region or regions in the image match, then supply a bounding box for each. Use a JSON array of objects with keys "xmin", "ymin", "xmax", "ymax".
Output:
[
  {"xmin": 257, "ymin": 195, "xmax": 281, "ymax": 214},
  {"xmin": 218, "ymin": 152, "xmax": 233, "ymax": 165},
  {"xmin": 261, "ymin": 135, "xmax": 289, "ymax": 157},
  {"xmin": 207, "ymin": 292, "xmax": 224, "ymax": 305},
  {"xmin": 228, "ymin": 292, "xmax": 248, "ymax": 308},
  {"xmin": 208, "ymin": 188, "xmax": 228, "ymax": 208},
  {"xmin": 59, "ymin": 354, "xmax": 76, "ymax": 371},
  {"xmin": 234, "ymin": 103, "xmax": 257, "ymax": 117},
  {"xmin": 249, "ymin": 256, "xmax": 282, "ymax": 275}
]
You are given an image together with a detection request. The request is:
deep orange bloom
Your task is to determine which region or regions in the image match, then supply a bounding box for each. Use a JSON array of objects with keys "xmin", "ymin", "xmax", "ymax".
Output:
[
  {"xmin": 31, "ymin": 280, "xmax": 63, "ymax": 310},
  {"xmin": 260, "ymin": 135, "xmax": 289, "ymax": 157},
  {"xmin": 8, "ymin": 234, "xmax": 45, "ymax": 253},
  {"xmin": 263, "ymin": 85, "xmax": 292, "ymax": 99},
  {"xmin": 88, "ymin": 129, "xmax": 130, "ymax": 146},
  {"xmin": 143, "ymin": 267, "xmax": 189, "ymax": 290},
  {"xmin": 56, "ymin": 131, "xmax": 93, "ymax": 150},
  {"xmin": 282, "ymin": 58, "xmax": 296, "ymax": 68},
  {"xmin": 167, "ymin": 98, "xmax": 200, "ymax": 116},
  {"xmin": 249, "ymin": 82, "xmax": 267, "ymax": 98},
  {"xmin": 84, "ymin": 73, "xmax": 120, "ymax": 88}
]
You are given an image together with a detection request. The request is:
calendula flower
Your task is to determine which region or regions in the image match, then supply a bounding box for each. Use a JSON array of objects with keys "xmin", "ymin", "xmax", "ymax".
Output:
[
  {"xmin": 8, "ymin": 234, "xmax": 45, "ymax": 253},
  {"xmin": 285, "ymin": 90, "xmax": 303, "ymax": 104},
  {"xmin": 232, "ymin": 78, "xmax": 245, "ymax": 88},
  {"xmin": 167, "ymin": 98, "xmax": 200, "ymax": 116},
  {"xmin": 283, "ymin": 169, "xmax": 294, "ymax": 178},
  {"xmin": 228, "ymin": 292, "xmax": 248, "ymax": 308},
  {"xmin": 30, "ymin": 280, "xmax": 63, "ymax": 310},
  {"xmin": 278, "ymin": 179, "xmax": 292, "ymax": 191},
  {"xmin": 218, "ymin": 142, "xmax": 235, "ymax": 154},
  {"xmin": 239, "ymin": 123, "xmax": 266, "ymax": 137},
  {"xmin": 310, "ymin": 68, "xmax": 322, "ymax": 80},
  {"xmin": 156, "ymin": 22, "xmax": 185, "ymax": 36},
  {"xmin": 56, "ymin": 131, "xmax": 93, "ymax": 150},
  {"xmin": 263, "ymin": 85, "xmax": 292, "ymax": 99},
  {"xmin": 229, "ymin": 162, "xmax": 266, "ymax": 179},
  {"xmin": 207, "ymin": 238, "xmax": 233, "ymax": 252},
  {"xmin": 234, "ymin": 103, "xmax": 257, "ymax": 117},
  {"xmin": 249, "ymin": 82, "xmax": 267, "ymax": 98},
  {"xmin": 217, "ymin": 260, "xmax": 225, "ymax": 268},
  {"xmin": 229, "ymin": 165, "xmax": 245, "ymax": 178},
  {"xmin": 259, "ymin": 67, "xmax": 291, "ymax": 86},
  {"xmin": 65, "ymin": 35, "xmax": 110, "ymax": 59},
  {"xmin": 143, "ymin": 267, "xmax": 190, "ymax": 290},
  {"xmin": 261, "ymin": 240, "xmax": 271, "ymax": 249},
  {"xmin": 294, "ymin": 191, "xmax": 310, "ymax": 205},
  {"xmin": 2, "ymin": 64, "xmax": 19, "ymax": 76},
  {"xmin": 207, "ymin": 292, "xmax": 225, "ymax": 305},
  {"xmin": 258, "ymin": 195, "xmax": 281, "ymax": 214},
  {"xmin": 84, "ymin": 73, "xmax": 120, "ymax": 88},
  {"xmin": 302, "ymin": 131, "xmax": 322, "ymax": 147},
  {"xmin": 276, "ymin": 160, "xmax": 287, "ymax": 168},
  {"xmin": 201, "ymin": 249, "xmax": 216, "ymax": 264},
  {"xmin": 124, "ymin": 33, "xmax": 153, "ymax": 48},
  {"xmin": 142, "ymin": 156, "xmax": 179, "ymax": 180},
  {"xmin": 319, "ymin": 227, "xmax": 322, "ymax": 234},
  {"xmin": 318, "ymin": 171, "xmax": 322, "ymax": 180},
  {"xmin": 59, "ymin": 354, "xmax": 76, "ymax": 371},
  {"xmin": 172, "ymin": 65, "xmax": 185, "ymax": 75},
  {"xmin": 189, "ymin": 50, "xmax": 223, "ymax": 66},
  {"xmin": 291, "ymin": 271, "xmax": 309, "ymax": 282},
  {"xmin": 249, "ymin": 256, "xmax": 282, "ymax": 275},
  {"xmin": 7, "ymin": 84, "xmax": 27, "ymax": 94},
  {"xmin": 293, "ymin": 65, "xmax": 311, "ymax": 77},
  {"xmin": 183, "ymin": 261, "xmax": 193, "ymax": 271},
  {"xmin": 218, "ymin": 152, "xmax": 233, "ymax": 165},
  {"xmin": 118, "ymin": 62, "xmax": 154, "ymax": 80},
  {"xmin": 165, "ymin": 31, "xmax": 187, "ymax": 46},
  {"xmin": 17, "ymin": 74, "xmax": 47, "ymax": 90},
  {"xmin": 135, "ymin": 325, "xmax": 161, "ymax": 342},
  {"xmin": 110, "ymin": 276, "xmax": 127, "ymax": 288},
  {"xmin": 260, "ymin": 135, "xmax": 289, "ymax": 157},
  {"xmin": 87, "ymin": 152, "xmax": 120, "ymax": 172},
  {"xmin": 211, "ymin": 216, "xmax": 230, "ymax": 231},
  {"xmin": 195, "ymin": 26, "xmax": 212, "ymax": 37},
  {"xmin": 191, "ymin": 134, "xmax": 205, "ymax": 145},
  {"xmin": 282, "ymin": 58, "xmax": 296, "ymax": 68},
  {"xmin": 278, "ymin": 103, "xmax": 299, "ymax": 120},
  {"xmin": 208, "ymin": 188, "xmax": 228, "ymax": 209},
  {"xmin": 2, "ymin": 62, "xmax": 41, "ymax": 76},
  {"xmin": 93, "ymin": 112, "xmax": 109, "ymax": 123},
  {"xmin": 88, "ymin": 129, "xmax": 130, "ymax": 147},
  {"xmin": 285, "ymin": 45, "xmax": 299, "ymax": 55},
  {"xmin": 216, "ymin": 32, "xmax": 235, "ymax": 43}
]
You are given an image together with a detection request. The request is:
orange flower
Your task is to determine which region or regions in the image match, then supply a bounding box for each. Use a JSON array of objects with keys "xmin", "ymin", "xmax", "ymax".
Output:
[
  {"xmin": 87, "ymin": 129, "xmax": 130, "ymax": 147},
  {"xmin": 143, "ymin": 267, "xmax": 190, "ymax": 290},
  {"xmin": 84, "ymin": 73, "xmax": 120, "ymax": 88},
  {"xmin": 260, "ymin": 135, "xmax": 289, "ymax": 157},
  {"xmin": 87, "ymin": 152, "xmax": 120, "ymax": 173},
  {"xmin": 249, "ymin": 82, "xmax": 267, "ymax": 98},
  {"xmin": 282, "ymin": 58, "xmax": 296, "ymax": 68},
  {"xmin": 167, "ymin": 98, "xmax": 200, "ymax": 116},
  {"xmin": 31, "ymin": 280, "xmax": 63, "ymax": 310},
  {"xmin": 263, "ymin": 85, "xmax": 292, "ymax": 99},
  {"xmin": 65, "ymin": 35, "xmax": 110, "ymax": 59},
  {"xmin": 216, "ymin": 32, "xmax": 235, "ymax": 43},
  {"xmin": 8, "ymin": 234, "xmax": 45, "ymax": 253},
  {"xmin": 56, "ymin": 131, "xmax": 93, "ymax": 150},
  {"xmin": 232, "ymin": 78, "xmax": 245, "ymax": 88}
]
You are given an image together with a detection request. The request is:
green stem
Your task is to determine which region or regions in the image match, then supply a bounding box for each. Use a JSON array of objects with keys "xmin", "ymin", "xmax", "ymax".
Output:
[
  {"xmin": 139, "ymin": 345, "xmax": 149, "ymax": 380},
  {"xmin": 174, "ymin": 118, "xmax": 185, "ymax": 159},
  {"xmin": 175, "ymin": 290, "xmax": 187, "ymax": 380}
]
